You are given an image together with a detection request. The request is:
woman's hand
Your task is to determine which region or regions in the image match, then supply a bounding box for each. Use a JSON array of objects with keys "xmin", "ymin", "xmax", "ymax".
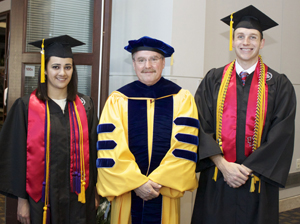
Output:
[{"xmin": 17, "ymin": 197, "xmax": 30, "ymax": 224}]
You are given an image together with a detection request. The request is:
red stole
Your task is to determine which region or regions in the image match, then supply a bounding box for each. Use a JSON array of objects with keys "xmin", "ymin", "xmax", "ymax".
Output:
[
  {"xmin": 221, "ymin": 62, "xmax": 268, "ymax": 162},
  {"xmin": 26, "ymin": 91, "xmax": 90, "ymax": 202}
]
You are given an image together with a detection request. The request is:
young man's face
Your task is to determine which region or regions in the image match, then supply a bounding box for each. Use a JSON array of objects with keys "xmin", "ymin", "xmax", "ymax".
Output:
[
  {"xmin": 233, "ymin": 28, "xmax": 265, "ymax": 68},
  {"xmin": 132, "ymin": 50, "xmax": 165, "ymax": 86}
]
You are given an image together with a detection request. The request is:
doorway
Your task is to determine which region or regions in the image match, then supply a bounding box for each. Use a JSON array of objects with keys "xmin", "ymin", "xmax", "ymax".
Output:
[{"xmin": 0, "ymin": 12, "xmax": 9, "ymax": 125}]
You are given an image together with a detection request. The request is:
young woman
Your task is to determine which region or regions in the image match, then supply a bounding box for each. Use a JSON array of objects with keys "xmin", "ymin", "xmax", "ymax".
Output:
[{"xmin": 0, "ymin": 35, "xmax": 98, "ymax": 224}]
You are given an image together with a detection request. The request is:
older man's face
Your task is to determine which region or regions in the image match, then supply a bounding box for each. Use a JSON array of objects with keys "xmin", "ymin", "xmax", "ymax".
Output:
[{"xmin": 132, "ymin": 50, "xmax": 165, "ymax": 86}]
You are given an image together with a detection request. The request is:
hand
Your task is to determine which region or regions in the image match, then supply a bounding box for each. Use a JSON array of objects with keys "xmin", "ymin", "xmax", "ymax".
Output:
[
  {"xmin": 17, "ymin": 197, "xmax": 30, "ymax": 224},
  {"xmin": 241, "ymin": 164, "xmax": 253, "ymax": 174},
  {"xmin": 222, "ymin": 162, "xmax": 250, "ymax": 188},
  {"xmin": 95, "ymin": 188, "xmax": 100, "ymax": 210},
  {"xmin": 211, "ymin": 155, "xmax": 250, "ymax": 188},
  {"xmin": 134, "ymin": 180, "xmax": 162, "ymax": 201}
]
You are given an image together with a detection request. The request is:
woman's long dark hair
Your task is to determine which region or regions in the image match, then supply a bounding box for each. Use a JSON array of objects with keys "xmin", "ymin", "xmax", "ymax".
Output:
[{"xmin": 35, "ymin": 56, "xmax": 78, "ymax": 101}]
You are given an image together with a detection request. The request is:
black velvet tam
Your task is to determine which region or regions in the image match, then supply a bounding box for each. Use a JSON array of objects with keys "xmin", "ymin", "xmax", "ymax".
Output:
[{"xmin": 124, "ymin": 36, "xmax": 174, "ymax": 57}]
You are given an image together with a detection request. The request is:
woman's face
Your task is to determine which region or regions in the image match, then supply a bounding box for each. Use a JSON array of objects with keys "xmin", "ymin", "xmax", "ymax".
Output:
[{"xmin": 45, "ymin": 56, "xmax": 73, "ymax": 95}]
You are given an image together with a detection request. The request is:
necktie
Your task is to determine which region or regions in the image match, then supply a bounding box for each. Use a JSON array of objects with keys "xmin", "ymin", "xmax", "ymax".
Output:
[{"xmin": 239, "ymin": 71, "xmax": 249, "ymax": 86}]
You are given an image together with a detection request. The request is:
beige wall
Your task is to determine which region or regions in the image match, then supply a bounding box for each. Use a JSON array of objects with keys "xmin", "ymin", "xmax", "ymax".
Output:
[
  {"xmin": 171, "ymin": 1, "xmax": 206, "ymax": 223},
  {"xmin": 0, "ymin": 0, "xmax": 11, "ymax": 13}
]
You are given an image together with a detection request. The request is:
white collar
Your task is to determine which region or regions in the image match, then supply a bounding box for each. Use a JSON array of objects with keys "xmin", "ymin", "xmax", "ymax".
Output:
[
  {"xmin": 52, "ymin": 98, "xmax": 67, "ymax": 113},
  {"xmin": 235, "ymin": 60, "xmax": 258, "ymax": 75}
]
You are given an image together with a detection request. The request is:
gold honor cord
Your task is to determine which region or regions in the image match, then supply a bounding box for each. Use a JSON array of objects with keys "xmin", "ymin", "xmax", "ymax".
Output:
[
  {"xmin": 214, "ymin": 56, "xmax": 266, "ymax": 193},
  {"xmin": 250, "ymin": 55, "xmax": 266, "ymax": 193},
  {"xmin": 43, "ymin": 101, "xmax": 51, "ymax": 224},
  {"xmin": 41, "ymin": 39, "xmax": 45, "ymax": 83},
  {"xmin": 214, "ymin": 60, "xmax": 235, "ymax": 181},
  {"xmin": 73, "ymin": 102, "xmax": 86, "ymax": 203}
]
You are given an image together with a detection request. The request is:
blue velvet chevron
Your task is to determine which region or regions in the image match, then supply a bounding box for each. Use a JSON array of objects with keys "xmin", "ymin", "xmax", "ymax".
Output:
[
  {"xmin": 97, "ymin": 140, "xmax": 117, "ymax": 150},
  {"xmin": 97, "ymin": 123, "xmax": 116, "ymax": 134},
  {"xmin": 174, "ymin": 117, "xmax": 200, "ymax": 129},
  {"xmin": 175, "ymin": 133, "xmax": 198, "ymax": 146},
  {"xmin": 96, "ymin": 158, "xmax": 115, "ymax": 168},
  {"xmin": 172, "ymin": 149, "xmax": 197, "ymax": 163}
]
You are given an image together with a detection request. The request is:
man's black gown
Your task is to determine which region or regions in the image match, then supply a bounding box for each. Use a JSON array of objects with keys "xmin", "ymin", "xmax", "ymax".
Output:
[
  {"xmin": 0, "ymin": 93, "xmax": 98, "ymax": 224},
  {"xmin": 191, "ymin": 66, "xmax": 296, "ymax": 224}
]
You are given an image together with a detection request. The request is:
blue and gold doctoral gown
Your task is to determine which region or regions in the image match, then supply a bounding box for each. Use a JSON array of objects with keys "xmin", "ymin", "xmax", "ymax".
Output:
[{"xmin": 96, "ymin": 77, "xmax": 199, "ymax": 224}]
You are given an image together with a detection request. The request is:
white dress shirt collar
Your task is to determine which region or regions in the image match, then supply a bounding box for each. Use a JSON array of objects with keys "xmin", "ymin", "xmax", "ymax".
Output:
[{"xmin": 235, "ymin": 60, "xmax": 258, "ymax": 75}]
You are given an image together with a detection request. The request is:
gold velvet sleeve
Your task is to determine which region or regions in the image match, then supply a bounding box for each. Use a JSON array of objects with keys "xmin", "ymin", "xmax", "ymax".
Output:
[
  {"xmin": 149, "ymin": 89, "xmax": 199, "ymax": 198},
  {"xmin": 96, "ymin": 91, "xmax": 149, "ymax": 199}
]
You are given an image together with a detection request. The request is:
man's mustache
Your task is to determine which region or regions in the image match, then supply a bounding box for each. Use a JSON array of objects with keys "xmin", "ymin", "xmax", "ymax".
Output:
[{"xmin": 142, "ymin": 69, "xmax": 156, "ymax": 73}]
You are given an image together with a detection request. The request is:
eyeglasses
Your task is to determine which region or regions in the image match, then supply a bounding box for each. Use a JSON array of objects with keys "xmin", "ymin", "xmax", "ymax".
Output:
[{"xmin": 133, "ymin": 56, "xmax": 162, "ymax": 65}]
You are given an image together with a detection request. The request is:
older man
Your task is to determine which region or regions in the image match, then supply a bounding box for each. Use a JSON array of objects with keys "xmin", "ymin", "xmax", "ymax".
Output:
[
  {"xmin": 192, "ymin": 5, "xmax": 296, "ymax": 224},
  {"xmin": 96, "ymin": 36, "xmax": 199, "ymax": 224}
]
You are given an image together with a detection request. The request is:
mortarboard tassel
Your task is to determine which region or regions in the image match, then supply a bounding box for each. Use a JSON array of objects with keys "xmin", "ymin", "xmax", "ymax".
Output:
[
  {"xmin": 229, "ymin": 13, "xmax": 234, "ymax": 51},
  {"xmin": 41, "ymin": 39, "xmax": 45, "ymax": 83},
  {"xmin": 170, "ymin": 54, "xmax": 174, "ymax": 66}
]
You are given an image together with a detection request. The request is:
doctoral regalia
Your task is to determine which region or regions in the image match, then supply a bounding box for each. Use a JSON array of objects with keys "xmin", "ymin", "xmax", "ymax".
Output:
[
  {"xmin": 0, "ymin": 92, "xmax": 98, "ymax": 224},
  {"xmin": 191, "ymin": 64, "xmax": 296, "ymax": 224},
  {"xmin": 97, "ymin": 77, "xmax": 199, "ymax": 224}
]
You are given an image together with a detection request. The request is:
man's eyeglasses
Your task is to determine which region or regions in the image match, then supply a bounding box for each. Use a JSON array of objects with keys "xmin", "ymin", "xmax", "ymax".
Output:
[{"xmin": 134, "ymin": 57, "xmax": 162, "ymax": 65}]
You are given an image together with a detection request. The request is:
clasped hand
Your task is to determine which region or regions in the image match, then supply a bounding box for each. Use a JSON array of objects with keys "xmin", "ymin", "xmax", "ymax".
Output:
[
  {"xmin": 222, "ymin": 162, "xmax": 252, "ymax": 188},
  {"xmin": 134, "ymin": 180, "xmax": 162, "ymax": 201},
  {"xmin": 210, "ymin": 154, "xmax": 252, "ymax": 189}
]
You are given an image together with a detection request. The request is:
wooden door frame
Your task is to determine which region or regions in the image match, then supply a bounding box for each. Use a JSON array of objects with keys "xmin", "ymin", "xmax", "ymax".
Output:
[{"xmin": 0, "ymin": 10, "xmax": 9, "ymax": 121}]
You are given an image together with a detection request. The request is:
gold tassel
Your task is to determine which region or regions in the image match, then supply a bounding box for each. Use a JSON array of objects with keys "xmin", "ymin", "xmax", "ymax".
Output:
[
  {"xmin": 229, "ymin": 13, "xmax": 234, "ymax": 51},
  {"xmin": 213, "ymin": 166, "xmax": 218, "ymax": 181},
  {"xmin": 170, "ymin": 54, "xmax": 174, "ymax": 66},
  {"xmin": 250, "ymin": 174, "xmax": 255, "ymax": 192},
  {"xmin": 78, "ymin": 181, "xmax": 86, "ymax": 203},
  {"xmin": 41, "ymin": 39, "xmax": 45, "ymax": 83},
  {"xmin": 250, "ymin": 174, "xmax": 261, "ymax": 193},
  {"xmin": 42, "ymin": 206, "xmax": 47, "ymax": 224}
]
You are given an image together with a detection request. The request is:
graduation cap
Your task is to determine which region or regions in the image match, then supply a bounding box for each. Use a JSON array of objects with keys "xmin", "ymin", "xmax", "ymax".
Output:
[
  {"xmin": 29, "ymin": 35, "xmax": 85, "ymax": 83},
  {"xmin": 124, "ymin": 36, "xmax": 174, "ymax": 58},
  {"xmin": 221, "ymin": 5, "xmax": 278, "ymax": 50}
]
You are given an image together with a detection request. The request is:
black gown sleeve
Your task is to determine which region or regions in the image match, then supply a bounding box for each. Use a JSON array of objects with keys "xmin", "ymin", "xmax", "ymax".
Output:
[
  {"xmin": 0, "ymin": 96, "xmax": 30, "ymax": 198},
  {"xmin": 243, "ymin": 73, "xmax": 296, "ymax": 187}
]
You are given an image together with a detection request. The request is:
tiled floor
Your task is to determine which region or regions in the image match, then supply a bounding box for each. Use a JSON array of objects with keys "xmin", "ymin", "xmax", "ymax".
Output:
[
  {"xmin": 0, "ymin": 194, "xmax": 5, "ymax": 224},
  {"xmin": 279, "ymin": 207, "xmax": 300, "ymax": 224}
]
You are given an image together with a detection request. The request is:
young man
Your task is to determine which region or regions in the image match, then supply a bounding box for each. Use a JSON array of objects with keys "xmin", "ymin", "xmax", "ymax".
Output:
[
  {"xmin": 96, "ymin": 36, "xmax": 199, "ymax": 224},
  {"xmin": 192, "ymin": 5, "xmax": 296, "ymax": 224}
]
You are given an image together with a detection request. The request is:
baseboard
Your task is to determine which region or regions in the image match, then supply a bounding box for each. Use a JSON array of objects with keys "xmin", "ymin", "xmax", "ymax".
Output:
[{"xmin": 279, "ymin": 195, "xmax": 300, "ymax": 213}]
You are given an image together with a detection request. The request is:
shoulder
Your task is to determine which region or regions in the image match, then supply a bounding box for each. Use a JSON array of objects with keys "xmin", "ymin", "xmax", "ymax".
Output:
[
  {"xmin": 203, "ymin": 66, "xmax": 226, "ymax": 83},
  {"xmin": 266, "ymin": 67, "xmax": 294, "ymax": 89},
  {"xmin": 176, "ymin": 88, "xmax": 193, "ymax": 99},
  {"xmin": 11, "ymin": 94, "xmax": 31, "ymax": 110},
  {"xmin": 117, "ymin": 81, "xmax": 138, "ymax": 97},
  {"xmin": 77, "ymin": 93, "xmax": 95, "ymax": 111}
]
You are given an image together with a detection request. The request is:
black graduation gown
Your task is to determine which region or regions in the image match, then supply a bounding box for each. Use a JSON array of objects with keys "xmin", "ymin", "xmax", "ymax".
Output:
[
  {"xmin": 0, "ymin": 93, "xmax": 98, "ymax": 224},
  {"xmin": 191, "ymin": 66, "xmax": 296, "ymax": 224}
]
